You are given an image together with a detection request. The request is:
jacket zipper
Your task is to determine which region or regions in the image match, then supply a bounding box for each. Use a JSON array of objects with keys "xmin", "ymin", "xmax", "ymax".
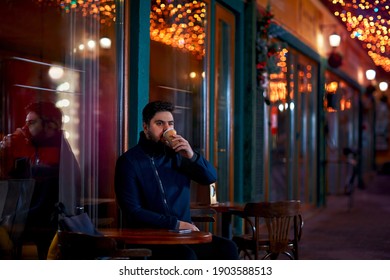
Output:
[{"xmin": 150, "ymin": 157, "xmax": 170, "ymax": 213}]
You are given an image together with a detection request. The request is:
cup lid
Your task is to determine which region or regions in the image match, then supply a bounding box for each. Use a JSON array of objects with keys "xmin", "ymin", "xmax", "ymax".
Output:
[{"xmin": 163, "ymin": 128, "xmax": 176, "ymax": 136}]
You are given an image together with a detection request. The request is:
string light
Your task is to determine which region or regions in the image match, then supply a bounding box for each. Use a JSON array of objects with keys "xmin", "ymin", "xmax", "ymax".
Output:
[
  {"xmin": 324, "ymin": 0, "xmax": 390, "ymax": 72},
  {"xmin": 35, "ymin": 0, "xmax": 116, "ymax": 26},
  {"xmin": 150, "ymin": 0, "xmax": 206, "ymax": 59},
  {"xmin": 35, "ymin": 0, "xmax": 206, "ymax": 58}
]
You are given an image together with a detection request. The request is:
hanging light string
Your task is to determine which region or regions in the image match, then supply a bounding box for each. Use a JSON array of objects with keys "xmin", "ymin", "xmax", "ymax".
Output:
[
  {"xmin": 325, "ymin": 0, "xmax": 390, "ymax": 72},
  {"xmin": 149, "ymin": 0, "xmax": 207, "ymax": 59},
  {"xmin": 35, "ymin": 0, "xmax": 116, "ymax": 26},
  {"xmin": 35, "ymin": 0, "xmax": 207, "ymax": 58}
]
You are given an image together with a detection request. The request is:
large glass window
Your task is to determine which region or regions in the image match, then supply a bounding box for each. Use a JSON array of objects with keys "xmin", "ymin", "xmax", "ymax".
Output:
[
  {"xmin": 149, "ymin": 1, "xmax": 238, "ymax": 208},
  {"xmin": 324, "ymin": 72, "xmax": 360, "ymax": 195},
  {"xmin": 149, "ymin": 0, "xmax": 208, "ymax": 155},
  {"xmin": 266, "ymin": 45, "xmax": 318, "ymax": 204},
  {"xmin": 0, "ymin": 0, "xmax": 121, "ymax": 259}
]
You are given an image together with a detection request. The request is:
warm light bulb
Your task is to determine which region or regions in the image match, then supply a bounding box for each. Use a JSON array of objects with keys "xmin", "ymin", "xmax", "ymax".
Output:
[
  {"xmin": 87, "ymin": 40, "xmax": 96, "ymax": 50},
  {"xmin": 329, "ymin": 33, "xmax": 341, "ymax": 47},
  {"xmin": 48, "ymin": 66, "xmax": 64, "ymax": 80},
  {"xmin": 366, "ymin": 69, "xmax": 376, "ymax": 80},
  {"xmin": 379, "ymin": 82, "xmax": 388, "ymax": 92},
  {"xmin": 99, "ymin": 37, "xmax": 112, "ymax": 49}
]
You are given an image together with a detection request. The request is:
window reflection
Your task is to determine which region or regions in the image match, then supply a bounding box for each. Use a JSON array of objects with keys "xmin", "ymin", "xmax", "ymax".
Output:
[
  {"xmin": 0, "ymin": 0, "xmax": 121, "ymax": 259},
  {"xmin": 267, "ymin": 46, "xmax": 318, "ymax": 203},
  {"xmin": 324, "ymin": 72, "xmax": 360, "ymax": 195},
  {"xmin": 149, "ymin": 0, "xmax": 208, "ymax": 153}
]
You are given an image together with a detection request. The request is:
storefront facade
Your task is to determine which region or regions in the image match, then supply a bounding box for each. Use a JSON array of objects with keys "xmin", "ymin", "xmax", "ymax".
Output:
[{"xmin": 0, "ymin": 0, "xmax": 380, "ymax": 257}]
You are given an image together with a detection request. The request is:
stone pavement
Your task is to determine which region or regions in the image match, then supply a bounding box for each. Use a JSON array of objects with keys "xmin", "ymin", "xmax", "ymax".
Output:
[{"xmin": 299, "ymin": 172, "xmax": 390, "ymax": 260}]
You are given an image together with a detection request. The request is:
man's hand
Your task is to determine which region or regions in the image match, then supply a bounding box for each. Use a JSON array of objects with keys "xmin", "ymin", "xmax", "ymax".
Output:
[
  {"xmin": 1, "ymin": 128, "xmax": 29, "ymax": 149},
  {"xmin": 170, "ymin": 135, "xmax": 194, "ymax": 159},
  {"xmin": 178, "ymin": 221, "xmax": 199, "ymax": 231}
]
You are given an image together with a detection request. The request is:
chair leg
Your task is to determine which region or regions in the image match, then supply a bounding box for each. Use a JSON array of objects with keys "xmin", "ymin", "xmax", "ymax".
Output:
[
  {"xmin": 293, "ymin": 247, "xmax": 299, "ymax": 260},
  {"xmin": 262, "ymin": 252, "xmax": 272, "ymax": 259},
  {"xmin": 254, "ymin": 248, "xmax": 259, "ymax": 260},
  {"xmin": 283, "ymin": 252, "xmax": 294, "ymax": 259},
  {"xmin": 263, "ymin": 252, "xmax": 294, "ymax": 260},
  {"xmin": 270, "ymin": 253, "xmax": 279, "ymax": 260},
  {"xmin": 238, "ymin": 248, "xmax": 253, "ymax": 260}
]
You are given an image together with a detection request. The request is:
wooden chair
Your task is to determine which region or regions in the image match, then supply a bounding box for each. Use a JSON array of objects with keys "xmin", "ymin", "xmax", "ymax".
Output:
[
  {"xmin": 190, "ymin": 208, "xmax": 217, "ymax": 231},
  {"xmin": 190, "ymin": 182, "xmax": 218, "ymax": 232},
  {"xmin": 232, "ymin": 200, "xmax": 303, "ymax": 260},
  {"xmin": 57, "ymin": 231, "xmax": 152, "ymax": 260}
]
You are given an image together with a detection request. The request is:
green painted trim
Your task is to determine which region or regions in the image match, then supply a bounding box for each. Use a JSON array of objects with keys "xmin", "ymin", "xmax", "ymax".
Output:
[
  {"xmin": 243, "ymin": 0, "xmax": 258, "ymax": 203},
  {"xmin": 215, "ymin": 0, "xmax": 245, "ymax": 203},
  {"xmin": 128, "ymin": 0, "xmax": 151, "ymax": 148},
  {"xmin": 357, "ymin": 87, "xmax": 364, "ymax": 189},
  {"xmin": 219, "ymin": 0, "xmax": 246, "ymax": 11},
  {"xmin": 271, "ymin": 24, "xmax": 322, "ymax": 63},
  {"xmin": 233, "ymin": 3, "xmax": 245, "ymax": 204},
  {"xmin": 325, "ymin": 67, "xmax": 363, "ymax": 91},
  {"xmin": 317, "ymin": 57, "xmax": 327, "ymax": 207},
  {"xmin": 291, "ymin": 53, "xmax": 299, "ymax": 199},
  {"xmin": 208, "ymin": 1, "xmax": 216, "ymax": 163}
]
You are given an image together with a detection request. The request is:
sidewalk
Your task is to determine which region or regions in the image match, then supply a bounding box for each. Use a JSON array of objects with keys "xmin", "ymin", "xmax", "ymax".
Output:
[{"xmin": 299, "ymin": 172, "xmax": 390, "ymax": 260}]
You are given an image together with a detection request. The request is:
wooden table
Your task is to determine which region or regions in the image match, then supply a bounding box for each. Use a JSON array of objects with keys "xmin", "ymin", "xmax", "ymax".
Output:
[
  {"xmin": 100, "ymin": 228, "xmax": 212, "ymax": 245},
  {"xmin": 191, "ymin": 202, "xmax": 245, "ymax": 239}
]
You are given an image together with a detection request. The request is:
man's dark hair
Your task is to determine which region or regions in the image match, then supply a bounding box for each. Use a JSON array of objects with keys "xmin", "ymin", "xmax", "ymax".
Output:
[{"xmin": 142, "ymin": 101, "xmax": 174, "ymax": 125}]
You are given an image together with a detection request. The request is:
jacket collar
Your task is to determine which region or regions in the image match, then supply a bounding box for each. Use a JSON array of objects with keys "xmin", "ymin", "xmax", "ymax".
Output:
[{"xmin": 138, "ymin": 131, "xmax": 167, "ymax": 157}]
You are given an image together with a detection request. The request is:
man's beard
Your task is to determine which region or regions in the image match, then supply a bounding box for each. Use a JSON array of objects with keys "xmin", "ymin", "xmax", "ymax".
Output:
[
  {"xmin": 145, "ymin": 130, "xmax": 161, "ymax": 143},
  {"xmin": 31, "ymin": 130, "xmax": 61, "ymax": 146}
]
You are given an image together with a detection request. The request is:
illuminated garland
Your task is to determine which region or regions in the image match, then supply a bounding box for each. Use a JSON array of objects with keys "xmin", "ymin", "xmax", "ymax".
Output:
[
  {"xmin": 34, "ymin": 0, "xmax": 116, "ymax": 26},
  {"xmin": 325, "ymin": 0, "xmax": 390, "ymax": 72},
  {"xmin": 150, "ymin": 0, "xmax": 206, "ymax": 59},
  {"xmin": 256, "ymin": 3, "xmax": 284, "ymax": 105}
]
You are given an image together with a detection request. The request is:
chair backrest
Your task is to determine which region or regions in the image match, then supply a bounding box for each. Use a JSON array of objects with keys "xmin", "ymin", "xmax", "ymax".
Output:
[
  {"xmin": 244, "ymin": 200, "xmax": 301, "ymax": 255},
  {"xmin": 190, "ymin": 208, "xmax": 217, "ymax": 221}
]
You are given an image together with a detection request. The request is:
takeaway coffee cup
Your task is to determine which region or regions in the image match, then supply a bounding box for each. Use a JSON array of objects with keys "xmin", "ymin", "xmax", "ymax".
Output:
[{"xmin": 163, "ymin": 128, "xmax": 177, "ymax": 147}]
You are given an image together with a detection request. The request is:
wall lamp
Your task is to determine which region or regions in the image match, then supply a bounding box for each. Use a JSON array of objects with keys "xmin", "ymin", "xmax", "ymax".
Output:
[
  {"xmin": 365, "ymin": 69, "xmax": 376, "ymax": 81},
  {"xmin": 328, "ymin": 33, "xmax": 341, "ymax": 48},
  {"xmin": 379, "ymin": 82, "xmax": 388, "ymax": 92},
  {"xmin": 320, "ymin": 24, "xmax": 342, "ymax": 68},
  {"xmin": 320, "ymin": 24, "xmax": 342, "ymax": 47},
  {"xmin": 365, "ymin": 69, "xmax": 377, "ymax": 98}
]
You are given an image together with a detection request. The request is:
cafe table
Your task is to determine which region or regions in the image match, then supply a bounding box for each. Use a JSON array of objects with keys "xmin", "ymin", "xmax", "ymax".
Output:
[
  {"xmin": 190, "ymin": 202, "xmax": 245, "ymax": 239},
  {"xmin": 99, "ymin": 228, "xmax": 212, "ymax": 245}
]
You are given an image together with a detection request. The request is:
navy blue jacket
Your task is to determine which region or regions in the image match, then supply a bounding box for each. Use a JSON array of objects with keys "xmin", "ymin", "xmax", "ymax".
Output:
[{"xmin": 115, "ymin": 132, "xmax": 217, "ymax": 229}]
